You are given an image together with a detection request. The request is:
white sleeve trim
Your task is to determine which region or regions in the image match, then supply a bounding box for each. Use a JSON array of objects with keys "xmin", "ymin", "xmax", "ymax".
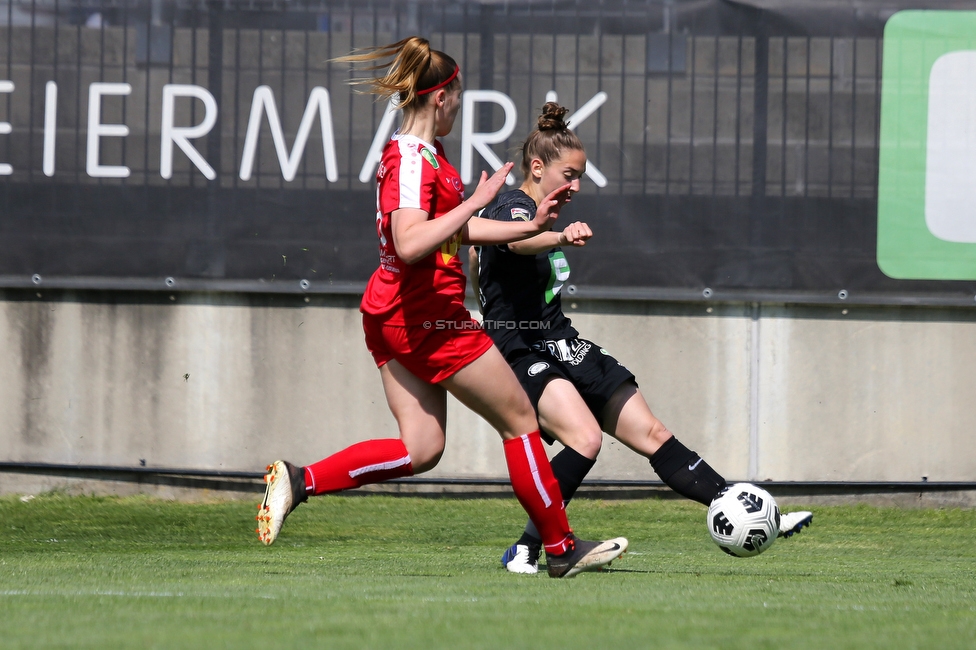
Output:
[{"xmin": 396, "ymin": 138, "xmax": 423, "ymax": 210}]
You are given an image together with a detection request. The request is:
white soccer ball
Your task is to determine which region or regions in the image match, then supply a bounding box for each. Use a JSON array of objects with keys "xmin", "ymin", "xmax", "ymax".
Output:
[{"xmin": 707, "ymin": 483, "xmax": 780, "ymax": 557}]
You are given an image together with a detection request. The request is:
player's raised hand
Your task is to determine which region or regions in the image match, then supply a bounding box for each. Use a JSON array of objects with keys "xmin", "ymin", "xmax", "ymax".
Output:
[
  {"xmin": 558, "ymin": 221, "xmax": 593, "ymax": 247},
  {"xmin": 469, "ymin": 162, "xmax": 515, "ymax": 211},
  {"xmin": 531, "ymin": 182, "xmax": 573, "ymax": 232}
]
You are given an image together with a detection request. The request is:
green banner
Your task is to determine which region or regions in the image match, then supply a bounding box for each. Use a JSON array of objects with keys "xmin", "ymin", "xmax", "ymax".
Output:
[{"xmin": 877, "ymin": 10, "xmax": 976, "ymax": 280}]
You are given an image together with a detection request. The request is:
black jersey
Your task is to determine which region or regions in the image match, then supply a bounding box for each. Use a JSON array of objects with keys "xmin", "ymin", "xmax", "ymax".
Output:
[{"xmin": 477, "ymin": 189, "xmax": 578, "ymax": 358}]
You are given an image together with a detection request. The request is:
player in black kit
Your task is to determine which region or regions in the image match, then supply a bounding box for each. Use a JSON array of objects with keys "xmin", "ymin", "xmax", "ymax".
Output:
[{"xmin": 471, "ymin": 103, "xmax": 812, "ymax": 574}]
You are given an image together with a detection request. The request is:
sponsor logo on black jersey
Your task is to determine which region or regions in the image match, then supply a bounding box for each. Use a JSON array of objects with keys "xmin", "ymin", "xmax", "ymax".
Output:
[
  {"xmin": 533, "ymin": 338, "xmax": 592, "ymax": 366},
  {"xmin": 564, "ymin": 339, "xmax": 592, "ymax": 366},
  {"xmin": 546, "ymin": 251, "xmax": 570, "ymax": 303},
  {"xmin": 510, "ymin": 207, "xmax": 531, "ymax": 221},
  {"xmin": 527, "ymin": 361, "xmax": 550, "ymax": 377}
]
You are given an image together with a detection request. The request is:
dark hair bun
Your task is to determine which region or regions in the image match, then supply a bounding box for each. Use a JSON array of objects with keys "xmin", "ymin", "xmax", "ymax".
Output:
[{"xmin": 538, "ymin": 102, "xmax": 569, "ymax": 131}]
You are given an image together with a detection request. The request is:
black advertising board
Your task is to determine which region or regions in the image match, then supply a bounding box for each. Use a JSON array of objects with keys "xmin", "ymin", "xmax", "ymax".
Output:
[{"xmin": 1, "ymin": 0, "xmax": 974, "ymax": 304}]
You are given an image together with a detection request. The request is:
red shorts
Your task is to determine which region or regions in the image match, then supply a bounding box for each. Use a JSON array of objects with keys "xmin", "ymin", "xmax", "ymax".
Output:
[{"xmin": 362, "ymin": 312, "xmax": 495, "ymax": 384}]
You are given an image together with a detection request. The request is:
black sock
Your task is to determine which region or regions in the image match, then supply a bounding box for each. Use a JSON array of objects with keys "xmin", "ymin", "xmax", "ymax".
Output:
[
  {"xmin": 649, "ymin": 436, "xmax": 727, "ymax": 506},
  {"xmin": 517, "ymin": 446, "xmax": 595, "ymax": 546},
  {"xmin": 550, "ymin": 445, "xmax": 596, "ymax": 502}
]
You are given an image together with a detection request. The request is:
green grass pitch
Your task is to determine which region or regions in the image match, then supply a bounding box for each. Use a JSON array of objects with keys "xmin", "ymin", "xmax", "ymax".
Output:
[{"xmin": 1, "ymin": 493, "xmax": 974, "ymax": 649}]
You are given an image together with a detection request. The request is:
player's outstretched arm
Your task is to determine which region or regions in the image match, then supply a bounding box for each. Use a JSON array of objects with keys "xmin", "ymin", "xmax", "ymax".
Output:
[
  {"xmin": 464, "ymin": 183, "xmax": 573, "ymax": 246},
  {"xmin": 392, "ymin": 163, "xmax": 514, "ymax": 264},
  {"xmin": 509, "ymin": 221, "xmax": 593, "ymax": 255}
]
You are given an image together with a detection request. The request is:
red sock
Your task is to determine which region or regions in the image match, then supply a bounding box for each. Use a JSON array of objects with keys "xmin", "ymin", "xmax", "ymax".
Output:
[
  {"xmin": 503, "ymin": 431, "xmax": 573, "ymax": 555},
  {"xmin": 304, "ymin": 439, "xmax": 413, "ymax": 495}
]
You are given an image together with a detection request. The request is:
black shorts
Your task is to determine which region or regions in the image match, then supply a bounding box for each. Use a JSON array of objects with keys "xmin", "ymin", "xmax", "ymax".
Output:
[{"xmin": 507, "ymin": 337, "xmax": 636, "ymax": 436}]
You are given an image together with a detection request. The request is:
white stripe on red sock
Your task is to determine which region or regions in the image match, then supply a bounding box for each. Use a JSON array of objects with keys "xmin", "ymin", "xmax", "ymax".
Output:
[
  {"xmin": 348, "ymin": 454, "xmax": 412, "ymax": 479},
  {"xmin": 520, "ymin": 434, "xmax": 552, "ymax": 508}
]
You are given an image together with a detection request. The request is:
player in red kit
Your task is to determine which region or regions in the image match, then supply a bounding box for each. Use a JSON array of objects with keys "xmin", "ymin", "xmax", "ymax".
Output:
[{"xmin": 256, "ymin": 37, "xmax": 627, "ymax": 578}]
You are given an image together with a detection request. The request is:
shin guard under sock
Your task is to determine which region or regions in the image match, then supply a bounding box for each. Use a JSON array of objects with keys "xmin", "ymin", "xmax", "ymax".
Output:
[
  {"xmin": 519, "ymin": 446, "xmax": 596, "ymax": 545},
  {"xmin": 649, "ymin": 436, "xmax": 728, "ymax": 506},
  {"xmin": 304, "ymin": 439, "xmax": 413, "ymax": 495},
  {"xmin": 503, "ymin": 431, "xmax": 573, "ymax": 555}
]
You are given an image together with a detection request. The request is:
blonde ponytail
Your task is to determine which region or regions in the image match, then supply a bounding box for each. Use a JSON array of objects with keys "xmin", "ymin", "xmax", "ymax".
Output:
[{"xmin": 333, "ymin": 36, "xmax": 460, "ymax": 111}]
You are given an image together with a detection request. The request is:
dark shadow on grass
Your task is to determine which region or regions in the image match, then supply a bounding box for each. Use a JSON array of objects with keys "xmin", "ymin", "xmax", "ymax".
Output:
[{"xmin": 534, "ymin": 563, "xmax": 658, "ymax": 576}]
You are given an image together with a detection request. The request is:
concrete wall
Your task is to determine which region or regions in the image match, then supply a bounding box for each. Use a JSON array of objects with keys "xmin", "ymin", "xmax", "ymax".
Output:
[{"xmin": 2, "ymin": 289, "xmax": 974, "ymax": 494}]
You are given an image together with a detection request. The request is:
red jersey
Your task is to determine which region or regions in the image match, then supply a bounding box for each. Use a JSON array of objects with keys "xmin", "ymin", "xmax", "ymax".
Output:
[{"xmin": 360, "ymin": 134, "xmax": 468, "ymax": 325}]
